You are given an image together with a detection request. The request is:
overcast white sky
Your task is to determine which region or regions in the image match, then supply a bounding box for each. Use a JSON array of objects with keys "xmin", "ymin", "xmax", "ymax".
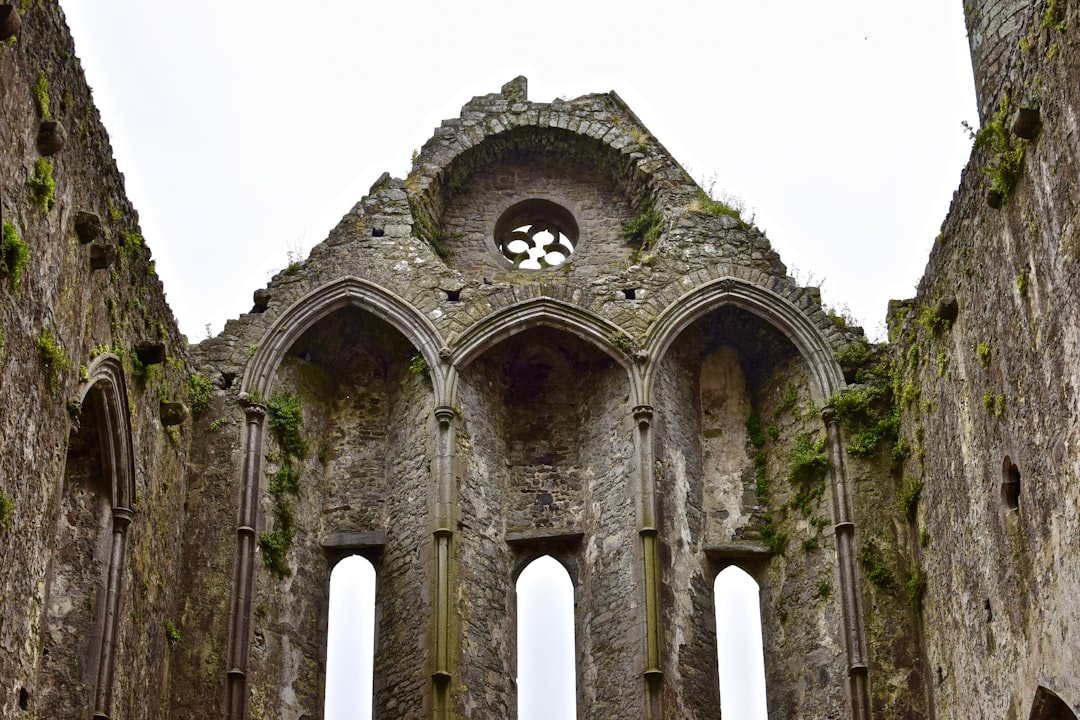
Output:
[
  {"xmin": 61, "ymin": 0, "xmax": 977, "ymax": 344},
  {"xmin": 58, "ymin": 2, "xmax": 978, "ymax": 717}
]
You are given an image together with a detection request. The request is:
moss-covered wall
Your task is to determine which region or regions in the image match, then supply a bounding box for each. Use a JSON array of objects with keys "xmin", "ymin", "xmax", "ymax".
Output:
[
  {"xmin": 8, "ymin": 0, "xmax": 1080, "ymax": 717},
  {"xmin": 890, "ymin": 1, "xmax": 1080, "ymax": 715},
  {"xmin": 0, "ymin": 2, "xmax": 194, "ymax": 718}
]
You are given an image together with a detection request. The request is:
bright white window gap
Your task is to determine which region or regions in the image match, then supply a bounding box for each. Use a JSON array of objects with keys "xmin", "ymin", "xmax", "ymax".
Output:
[
  {"xmin": 325, "ymin": 555, "xmax": 376, "ymax": 720},
  {"xmin": 517, "ymin": 555, "xmax": 576, "ymax": 720},
  {"xmin": 715, "ymin": 566, "xmax": 768, "ymax": 719}
]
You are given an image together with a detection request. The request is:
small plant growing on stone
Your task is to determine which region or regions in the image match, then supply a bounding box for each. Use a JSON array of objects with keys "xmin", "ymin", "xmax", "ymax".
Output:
[
  {"xmin": 119, "ymin": 229, "xmax": 144, "ymax": 250},
  {"xmin": 33, "ymin": 69, "xmax": 50, "ymax": 118},
  {"xmin": 259, "ymin": 393, "xmax": 308, "ymax": 578},
  {"xmin": 773, "ymin": 384, "xmax": 799, "ymax": 419},
  {"xmin": 817, "ymin": 581, "xmax": 832, "ymax": 599},
  {"xmin": 1043, "ymin": 0, "xmax": 1065, "ymax": 31},
  {"xmin": 608, "ymin": 330, "xmax": 635, "ymax": 355},
  {"xmin": 830, "ymin": 383, "xmax": 901, "ymax": 460},
  {"xmin": 898, "ymin": 477, "xmax": 923, "ymax": 520},
  {"xmin": 187, "ymin": 373, "xmax": 214, "ymax": 418},
  {"xmin": 623, "ymin": 201, "xmax": 662, "ymax": 259},
  {"xmin": 858, "ymin": 538, "xmax": 896, "ymax": 594},
  {"xmin": 975, "ymin": 95, "xmax": 1027, "ymax": 205},
  {"xmin": 0, "ymin": 490, "xmax": 14, "ymax": 531},
  {"xmin": 906, "ymin": 565, "xmax": 927, "ymax": 612},
  {"xmin": 1016, "ymin": 270, "xmax": 1029, "ymax": 298},
  {"xmin": 917, "ymin": 303, "xmax": 952, "ymax": 334},
  {"xmin": 788, "ymin": 433, "xmax": 830, "ymax": 484},
  {"xmin": 976, "ymin": 342, "xmax": 992, "ymax": 369},
  {"xmin": 164, "ymin": 620, "xmax": 182, "ymax": 645},
  {"xmin": 35, "ymin": 328, "xmax": 71, "ymax": 392},
  {"xmin": 408, "ymin": 352, "xmax": 428, "ymax": 376},
  {"xmin": 267, "ymin": 394, "xmax": 308, "ymax": 460},
  {"xmin": 1, "ymin": 221, "xmax": 30, "ymax": 288},
  {"xmin": 28, "ymin": 158, "xmax": 56, "ymax": 213},
  {"xmin": 761, "ymin": 517, "xmax": 788, "ymax": 556},
  {"xmin": 690, "ymin": 175, "xmax": 754, "ymax": 228}
]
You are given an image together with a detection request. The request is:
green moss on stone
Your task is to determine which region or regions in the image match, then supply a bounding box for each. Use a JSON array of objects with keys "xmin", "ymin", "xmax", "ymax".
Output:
[
  {"xmin": 1, "ymin": 221, "xmax": 30, "ymax": 288},
  {"xmin": 28, "ymin": 158, "xmax": 55, "ymax": 213},
  {"xmin": 35, "ymin": 327, "xmax": 71, "ymax": 392},
  {"xmin": 33, "ymin": 69, "xmax": 50, "ymax": 118}
]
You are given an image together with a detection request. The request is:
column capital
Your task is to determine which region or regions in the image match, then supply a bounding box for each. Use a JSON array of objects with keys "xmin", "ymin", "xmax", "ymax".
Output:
[
  {"xmin": 633, "ymin": 404, "xmax": 654, "ymax": 428},
  {"xmin": 434, "ymin": 405, "xmax": 456, "ymax": 427},
  {"xmin": 242, "ymin": 397, "xmax": 267, "ymax": 419},
  {"xmin": 111, "ymin": 507, "xmax": 134, "ymax": 528}
]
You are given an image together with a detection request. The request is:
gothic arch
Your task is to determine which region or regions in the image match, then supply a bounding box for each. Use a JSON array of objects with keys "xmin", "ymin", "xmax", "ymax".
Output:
[
  {"xmin": 77, "ymin": 354, "xmax": 136, "ymax": 510},
  {"xmin": 448, "ymin": 296, "xmax": 641, "ymax": 406},
  {"xmin": 42, "ymin": 354, "xmax": 135, "ymax": 719},
  {"xmin": 640, "ymin": 275, "xmax": 870, "ymax": 719},
  {"xmin": 241, "ymin": 276, "xmax": 447, "ymax": 401},
  {"xmin": 228, "ymin": 278, "xmax": 443, "ymax": 719},
  {"xmin": 642, "ymin": 276, "xmax": 845, "ymax": 405}
]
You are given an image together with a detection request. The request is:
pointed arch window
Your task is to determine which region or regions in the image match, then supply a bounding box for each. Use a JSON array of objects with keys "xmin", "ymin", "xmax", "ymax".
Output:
[
  {"xmin": 714, "ymin": 565, "xmax": 768, "ymax": 719},
  {"xmin": 325, "ymin": 555, "xmax": 377, "ymax": 720},
  {"xmin": 41, "ymin": 358, "xmax": 134, "ymax": 720},
  {"xmin": 517, "ymin": 555, "xmax": 576, "ymax": 720}
]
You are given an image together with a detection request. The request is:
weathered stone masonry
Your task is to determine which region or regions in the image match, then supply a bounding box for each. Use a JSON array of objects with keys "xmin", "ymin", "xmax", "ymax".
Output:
[{"xmin": 1, "ymin": 1, "xmax": 1079, "ymax": 718}]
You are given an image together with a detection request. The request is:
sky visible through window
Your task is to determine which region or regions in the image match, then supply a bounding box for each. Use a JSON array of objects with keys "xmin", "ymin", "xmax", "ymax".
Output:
[
  {"xmin": 325, "ymin": 556, "xmax": 375, "ymax": 720},
  {"xmin": 716, "ymin": 567, "xmax": 768, "ymax": 719},
  {"xmin": 517, "ymin": 556, "xmax": 577, "ymax": 720},
  {"xmin": 326, "ymin": 557, "xmax": 766, "ymax": 718}
]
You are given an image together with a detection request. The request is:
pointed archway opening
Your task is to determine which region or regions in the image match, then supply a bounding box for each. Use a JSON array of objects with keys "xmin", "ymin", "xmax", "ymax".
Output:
[
  {"xmin": 715, "ymin": 566, "xmax": 768, "ymax": 719},
  {"xmin": 325, "ymin": 555, "xmax": 377, "ymax": 720},
  {"xmin": 1029, "ymin": 685, "xmax": 1077, "ymax": 720},
  {"xmin": 517, "ymin": 555, "xmax": 576, "ymax": 720},
  {"xmin": 41, "ymin": 384, "xmax": 119, "ymax": 718}
]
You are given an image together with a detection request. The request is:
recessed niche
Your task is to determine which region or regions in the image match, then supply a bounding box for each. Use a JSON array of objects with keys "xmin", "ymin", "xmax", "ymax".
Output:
[
  {"xmin": 135, "ymin": 341, "xmax": 166, "ymax": 366},
  {"xmin": 1001, "ymin": 456, "xmax": 1020, "ymax": 511},
  {"xmin": 494, "ymin": 198, "xmax": 578, "ymax": 270},
  {"xmin": 622, "ymin": 288, "xmax": 637, "ymax": 300}
]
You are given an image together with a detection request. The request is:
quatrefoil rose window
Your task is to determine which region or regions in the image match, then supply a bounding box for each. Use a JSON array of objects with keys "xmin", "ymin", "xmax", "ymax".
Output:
[{"xmin": 494, "ymin": 199, "xmax": 579, "ymax": 269}]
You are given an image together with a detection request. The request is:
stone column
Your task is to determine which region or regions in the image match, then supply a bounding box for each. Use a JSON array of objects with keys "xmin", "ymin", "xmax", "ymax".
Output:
[
  {"xmin": 92, "ymin": 506, "xmax": 132, "ymax": 719},
  {"xmin": 432, "ymin": 405, "xmax": 457, "ymax": 718},
  {"xmin": 226, "ymin": 401, "xmax": 267, "ymax": 720},
  {"xmin": 634, "ymin": 404, "xmax": 663, "ymax": 718},
  {"xmin": 823, "ymin": 406, "xmax": 870, "ymax": 720}
]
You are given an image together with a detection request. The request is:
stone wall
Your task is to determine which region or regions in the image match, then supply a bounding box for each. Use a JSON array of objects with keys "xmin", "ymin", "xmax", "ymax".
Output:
[
  {"xmin": 8, "ymin": 0, "xmax": 1080, "ymax": 717},
  {"xmin": 0, "ymin": 2, "xmax": 193, "ymax": 718},
  {"xmin": 892, "ymin": 0, "xmax": 1080, "ymax": 715}
]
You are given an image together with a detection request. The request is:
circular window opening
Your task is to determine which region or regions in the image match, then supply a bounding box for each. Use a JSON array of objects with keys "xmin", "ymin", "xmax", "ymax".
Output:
[
  {"xmin": 1001, "ymin": 456, "xmax": 1021, "ymax": 511},
  {"xmin": 494, "ymin": 199, "xmax": 579, "ymax": 270}
]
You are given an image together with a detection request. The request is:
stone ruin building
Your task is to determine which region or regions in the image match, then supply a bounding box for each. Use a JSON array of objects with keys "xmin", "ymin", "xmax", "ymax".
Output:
[{"xmin": 1, "ymin": 1, "xmax": 1079, "ymax": 718}]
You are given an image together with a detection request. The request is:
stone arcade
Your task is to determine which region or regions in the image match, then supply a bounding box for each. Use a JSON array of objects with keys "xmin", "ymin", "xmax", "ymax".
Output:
[{"xmin": 1, "ymin": 1, "xmax": 1079, "ymax": 718}]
